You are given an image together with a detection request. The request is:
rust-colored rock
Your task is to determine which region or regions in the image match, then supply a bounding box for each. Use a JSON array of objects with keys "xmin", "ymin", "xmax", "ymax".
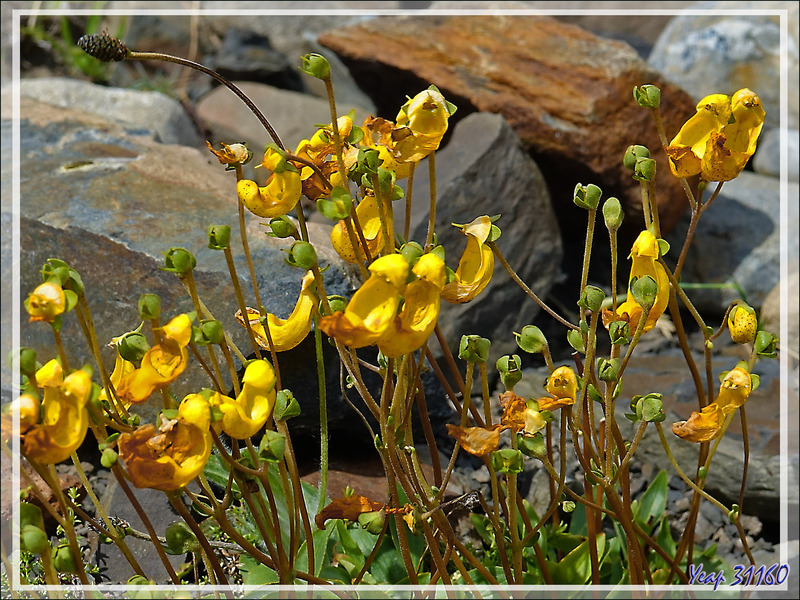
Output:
[{"xmin": 319, "ymin": 14, "xmax": 697, "ymax": 235}]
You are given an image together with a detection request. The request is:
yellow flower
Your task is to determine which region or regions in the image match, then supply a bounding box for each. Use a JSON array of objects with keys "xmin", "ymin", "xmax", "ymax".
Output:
[
  {"xmin": 377, "ymin": 253, "xmax": 446, "ymax": 358},
  {"xmin": 25, "ymin": 282, "xmax": 66, "ymax": 323},
  {"xmin": 318, "ymin": 254, "xmax": 409, "ymax": 348},
  {"xmin": 536, "ymin": 366, "xmax": 579, "ymax": 411},
  {"xmin": 118, "ymin": 394, "xmax": 212, "ymax": 491},
  {"xmin": 236, "ymin": 271, "xmax": 317, "ymax": 352},
  {"xmin": 1, "ymin": 394, "xmax": 41, "ymax": 443},
  {"xmin": 330, "ymin": 193, "xmax": 393, "ymax": 264},
  {"xmin": 605, "ymin": 230, "xmax": 670, "ymax": 334},
  {"xmin": 116, "ymin": 314, "xmax": 192, "ymax": 405},
  {"xmin": 728, "ymin": 302, "xmax": 758, "ymax": 345},
  {"xmin": 22, "ymin": 360, "xmax": 91, "ymax": 465},
  {"xmin": 393, "ymin": 87, "xmax": 453, "ymax": 163},
  {"xmin": 441, "ymin": 216, "xmax": 495, "ymax": 304},
  {"xmin": 673, "ymin": 365, "xmax": 753, "ymax": 443},
  {"xmin": 237, "ymin": 147, "xmax": 302, "ymax": 218},
  {"xmin": 295, "ymin": 116, "xmax": 357, "ymax": 200},
  {"xmin": 210, "ymin": 359, "xmax": 277, "ymax": 439},
  {"xmin": 665, "ymin": 89, "xmax": 764, "ymax": 182},
  {"xmin": 499, "ymin": 391, "xmax": 547, "ymax": 436},
  {"xmin": 98, "ymin": 346, "xmax": 136, "ymax": 408}
]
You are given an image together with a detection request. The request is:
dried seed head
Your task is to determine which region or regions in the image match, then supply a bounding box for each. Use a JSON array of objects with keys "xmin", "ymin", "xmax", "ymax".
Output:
[{"xmin": 77, "ymin": 32, "xmax": 129, "ymax": 62}]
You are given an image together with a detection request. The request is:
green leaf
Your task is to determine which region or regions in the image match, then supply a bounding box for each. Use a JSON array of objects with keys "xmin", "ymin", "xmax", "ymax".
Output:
[
  {"xmin": 546, "ymin": 533, "xmax": 606, "ymax": 584},
  {"xmin": 239, "ymin": 554, "xmax": 279, "ymax": 585},
  {"xmin": 295, "ymin": 522, "xmax": 336, "ymax": 577},
  {"xmin": 203, "ymin": 449, "xmax": 240, "ymax": 494},
  {"xmin": 636, "ymin": 470, "xmax": 669, "ymax": 530}
]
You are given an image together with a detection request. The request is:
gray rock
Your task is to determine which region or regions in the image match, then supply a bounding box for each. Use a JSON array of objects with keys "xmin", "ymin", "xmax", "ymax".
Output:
[
  {"xmin": 648, "ymin": 1, "xmax": 799, "ymax": 130},
  {"xmin": 664, "ymin": 170, "xmax": 796, "ymax": 315},
  {"xmin": 753, "ymin": 127, "xmax": 800, "ymax": 182},
  {"xmin": 16, "ymin": 77, "xmax": 202, "ymax": 147},
  {"xmin": 401, "ymin": 112, "xmax": 563, "ymax": 359}
]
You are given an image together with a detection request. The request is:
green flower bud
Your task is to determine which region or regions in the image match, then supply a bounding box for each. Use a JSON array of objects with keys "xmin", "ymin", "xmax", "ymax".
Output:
[
  {"xmin": 42, "ymin": 259, "xmax": 85, "ymax": 298},
  {"xmin": 267, "ymin": 216, "xmax": 299, "ymax": 239},
  {"xmin": 573, "ymin": 183, "xmax": 602, "ymax": 210},
  {"xmin": 207, "ymin": 224, "xmax": 231, "ymax": 250},
  {"xmin": 284, "ymin": 241, "xmax": 318, "ymax": 270},
  {"xmin": 602, "ymin": 197, "xmax": 624, "ymax": 231},
  {"xmin": 728, "ymin": 504, "xmax": 740, "ymax": 524},
  {"xmin": 458, "ymin": 335, "xmax": 491, "ymax": 364},
  {"xmin": 258, "ymin": 430, "xmax": 286, "ymax": 462},
  {"xmin": 633, "ymin": 157, "xmax": 657, "ymax": 182},
  {"xmin": 630, "ymin": 275, "xmax": 659, "ymax": 312},
  {"xmin": 561, "ymin": 500, "xmax": 576, "ymax": 513},
  {"xmin": 698, "ymin": 466, "xmax": 707, "ymax": 480},
  {"xmin": 138, "ymin": 293, "xmax": 161, "ymax": 321},
  {"xmin": 491, "ymin": 448, "xmax": 524, "ymax": 474},
  {"xmin": 578, "ymin": 285, "xmax": 606, "ymax": 313},
  {"xmin": 161, "ymin": 247, "xmax": 196, "ymax": 275},
  {"xmin": 596, "ymin": 357, "xmax": 621, "ymax": 382},
  {"xmin": 326, "ymin": 295, "xmax": 348, "ymax": 315},
  {"xmin": 630, "ymin": 392, "xmax": 665, "ymax": 422},
  {"xmin": 164, "ymin": 521, "xmax": 199, "ymax": 555},
  {"xmin": 299, "ymin": 53, "xmax": 331, "ymax": 79},
  {"xmin": 515, "ymin": 325, "xmax": 548, "ymax": 354},
  {"xmin": 274, "ymin": 389, "xmax": 301, "ymax": 421},
  {"xmin": 52, "ymin": 542, "xmax": 79, "ymax": 573},
  {"xmin": 633, "ymin": 84, "xmax": 661, "ymax": 109},
  {"xmin": 609, "ymin": 320, "xmax": 631, "ymax": 345},
  {"xmin": 100, "ymin": 448, "xmax": 118, "ymax": 468},
  {"xmin": 623, "ymin": 145, "xmax": 650, "ymax": 170},
  {"xmin": 567, "ymin": 328, "xmax": 586, "ymax": 353},
  {"xmin": 754, "ymin": 330, "xmax": 778, "ymax": 358},
  {"xmin": 358, "ymin": 510, "xmax": 386, "ymax": 535},
  {"xmin": 20, "ymin": 524, "xmax": 49, "ymax": 555},
  {"xmin": 400, "ymin": 242, "xmax": 424, "ymax": 267},
  {"xmin": 19, "ymin": 347, "xmax": 38, "ymax": 379},
  {"xmin": 199, "ymin": 319, "xmax": 225, "ymax": 345},
  {"xmin": 517, "ymin": 432, "xmax": 547, "ymax": 459},
  {"xmin": 496, "ymin": 354, "xmax": 522, "ymax": 391},
  {"xmin": 318, "ymin": 186, "xmax": 353, "ymax": 221},
  {"xmin": 117, "ymin": 331, "xmax": 150, "ymax": 363}
]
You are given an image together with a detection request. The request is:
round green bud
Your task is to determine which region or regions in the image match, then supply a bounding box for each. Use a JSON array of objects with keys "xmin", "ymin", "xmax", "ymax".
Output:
[
  {"xmin": 268, "ymin": 216, "xmax": 298, "ymax": 239},
  {"xmin": 19, "ymin": 347, "xmax": 38, "ymax": 378},
  {"xmin": 285, "ymin": 241, "xmax": 318, "ymax": 270},
  {"xmin": 258, "ymin": 430, "xmax": 286, "ymax": 462},
  {"xmin": 596, "ymin": 357, "xmax": 621, "ymax": 382},
  {"xmin": 100, "ymin": 448, "xmax": 118, "ymax": 468},
  {"xmin": 162, "ymin": 247, "xmax": 196, "ymax": 275},
  {"xmin": 633, "ymin": 157, "xmax": 657, "ymax": 182},
  {"xmin": 602, "ymin": 197, "xmax": 624, "ymax": 231},
  {"xmin": 496, "ymin": 354, "xmax": 522, "ymax": 391},
  {"xmin": 578, "ymin": 285, "xmax": 606, "ymax": 313},
  {"xmin": 623, "ymin": 145, "xmax": 650, "ymax": 170},
  {"xmin": 400, "ymin": 241, "xmax": 424, "ymax": 267},
  {"xmin": 164, "ymin": 521, "xmax": 199, "ymax": 555},
  {"xmin": 609, "ymin": 320, "xmax": 631, "ymax": 346},
  {"xmin": 117, "ymin": 331, "xmax": 150, "ymax": 363},
  {"xmin": 458, "ymin": 335, "xmax": 491, "ymax": 364},
  {"xmin": 633, "ymin": 84, "xmax": 661, "ymax": 109},
  {"xmin": 138, "ymin": 293, "xmax": 161, "ymax": 320},
  {"xmin": 754, "ymin": 330, "xmax": 779, "ymax": 358},
  {"xmin": 198, "ymin": 319, "xmax": 225, "ymax": 345},
  {"xmin": 274, "ymin": 390, "xmax": 301, "ymax": 421},
  {"xmin": 299, "ymin": 53, "xmax": 331, "ymax": 79},
  {"xmin": 515, "ymin": 325, "xmax": 548, "ymax": 354},
  {"xmin": 326, "ymin": 295, "xmax": 348, "ymax": 315},
  {"xmin": 358, "ymin": 510, "xmax": 386, "ymax": 535},
  {"xmin": 20, "ymin": 524, "xmax": 49, "ymax": 555},
  {"xmin": 491, "ymin": 448, "xmax": 524, "ymax": 474},
  {"xmin": 630, "ymin": 275, "xmax": 659, "ymax": 312},
  {"xmin": 207, "ymin": 224, "xmax": 231, "ymax": 250},
  {"xmin": 52, "ymin": 543, "xmax": 79, "ymax": 573},
  {"xmin": 573, "ymin": 183, "xmax": 602, "ymax": 210}
]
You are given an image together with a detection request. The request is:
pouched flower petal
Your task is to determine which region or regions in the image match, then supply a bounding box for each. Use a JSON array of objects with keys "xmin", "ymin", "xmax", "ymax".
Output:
[
  {"xmin": 673, "ymin": 365, "xmax": 753, "ymax": 443},
  {"xmin": 498, "ymin": 391, "xmax": 546, "ymax": 436},
  {"xmin": 665, "ymin": 89, "xmax": 764, "ymax": 182},
  {"xmin": 377, "ymin": 253, "xmax": 446, "ymax": 358},
  {"xmin": 315, "ymin": 494, "xmax": 385, "ymax": 530},
  {"xmin": 319, "ymin": 254, "xmax": 409, "ymax": 348},
  {"xmin": 441, "ymin": 216, "xmax": 495, "ymax": 304},
  {"xmin": 237, "ymin": 271, "xmax": 317, "ymax": 352},
  {"xmin": 393, "ymin": 87, "xmax": 453, "ymax": 163},
  {"xmin": 22, "ymin": 360, "xmax": 91, "ymax": 465},
  {"xmin": 237, "ymin": 148, "xmax": 302, "ymax": 218},
  {"xmin": 672, "ymin": 403, "xmax": 724, "ymax": 443},
  {"xmin": 116, "ymin": 314, "xmax": 192, "ymax": 405},
  {"xmin": 25, "ymin": 282, "xmax": 66, "ymax": 323},
  {"xmin": 446, "ymin": 424, "xmax": 502, "ymax": 456},
  {"xmin": 118, "ymin": 394, "xmax": 212, "ymax": 491},
  {"xmin": 604, "ymin": 230, "xmax": 670, "ymax": 334},
  {"xmin": 211, "ymin": 359, "xmax": 277, "ymax": 439},
  {"xmin": 207, "ymin": 140, "xmax": 251, "ymax": 165},
  {"xmin": 330, "ymin": 193, "xmax": 393, "ymax": 264}
]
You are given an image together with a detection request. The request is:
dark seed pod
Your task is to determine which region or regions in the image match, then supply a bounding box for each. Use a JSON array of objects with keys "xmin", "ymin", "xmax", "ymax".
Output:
[{"xmin": 77, "ymin": 33, "xmax": 129, "ymax": 62}]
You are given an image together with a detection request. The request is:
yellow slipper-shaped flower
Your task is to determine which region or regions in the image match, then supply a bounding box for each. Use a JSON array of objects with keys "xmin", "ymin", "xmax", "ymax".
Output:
[
  {"xmin": 237, "ymin": 147, "xmax": 302, "ymax": 218},
  {"xmin": 441, "ymin": 216, "xmax": 495, "ymax": 304},
  {"xmin": 211, "ymin": 359, "xmax": 277, "ymax": 439}
]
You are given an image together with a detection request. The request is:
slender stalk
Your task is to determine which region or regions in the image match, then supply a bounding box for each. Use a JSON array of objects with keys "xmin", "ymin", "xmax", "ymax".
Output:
[
  {"xmin": 579, "ymin": 208, "xmax": 597, "ymax": 296},
  {"xmin": 425, "ymin": 152, "xmax": 437, "ymax": 251},
  {"xmin": 404, "ymin": 162, "xmax": 416, "ymax": 242}
]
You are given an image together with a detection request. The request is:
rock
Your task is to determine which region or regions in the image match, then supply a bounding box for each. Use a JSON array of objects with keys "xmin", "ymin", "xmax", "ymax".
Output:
[
  {"xmin": 648, "ymin": 1, "xmax": 798, "ymax": 130},
  {"xmin": 760, "ymin": 264, "xmax": 799, "ymax": 361},
  {"xmin": 753, "ymin": 127, "xmax": 800, "ymax": 182},
  {"xmin": 317, "ymin": 13, "xmax": 697, "ymax": 237},
  {"xmin": 16, "ymin": 77, "xmax": 202, "ymax": 147},
  {"xmin": 664, "ymin": 171, "xmax": 796, "ymax": 315},
  {"xmin": 399, "ymin": 112, "xmax": 562, "ymax": 359},
  {"xmin": 205, "ymin": 27, "xmax": 305, "ymax": 92}
]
